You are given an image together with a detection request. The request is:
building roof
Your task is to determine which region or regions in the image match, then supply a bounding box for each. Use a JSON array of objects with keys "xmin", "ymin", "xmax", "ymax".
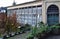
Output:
[{"xmin": 7, "ymin": 1, "xmax": 40, "ymax": 8}]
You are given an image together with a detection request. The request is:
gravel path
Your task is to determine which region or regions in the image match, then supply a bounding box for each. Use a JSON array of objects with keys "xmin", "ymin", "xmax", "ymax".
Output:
[
  {"xmin": 8, "ymin": 31, "xmax": 60, "ymax": 39},
  {"xmin": 8, "ymin": 31, "xmax": 38, "ymax": 39},
  {"xmin": 8, "ymin": 31, "xmax": 31, "ymax": 39}
]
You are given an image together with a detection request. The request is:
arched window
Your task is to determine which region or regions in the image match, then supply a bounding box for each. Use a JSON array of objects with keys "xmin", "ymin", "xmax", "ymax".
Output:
[{"xmin": 47, "ymin": 5, "xmax": 59, "ymax": 25}]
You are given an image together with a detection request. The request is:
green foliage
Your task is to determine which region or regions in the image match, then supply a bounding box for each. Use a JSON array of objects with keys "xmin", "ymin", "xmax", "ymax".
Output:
[
  {"xmin": 27, "ymin": 22, "xmax": 60, "ymax": 39},
  {"xmin": 25, "ymin": 23, "xmax": 31, "ymax": 26},
  {"xmin": 31, "ymin": 26, "xmax": 38, "ymax": 36},
  {"xmin": 37, "ymin": 22, "xmax": 50, "ymax": 33},
  {"xmin": 38, "ymin": 22, "xmax": 44, "ymax": 27},
  {"xmin": 50, "ymin": 25, "xmax": 60, "ymax": 29},
  {"xmin": 0, "ymin": 32, "xmax": 2, "ymax": 38},
  {"xmin": 24, "ymin": 23, "xmax": 31, "ymax": 31},
  {"xmin": 27, "ymin": 22, "xmax": 50, "ymax": 38},
  {"xmin": 20, "ymin": 24, "xmax": 31, "ymax": 32},
  {"xmin": 49, "ymin": 25, "xmax": 60, "ymax": 35},
  {"xmin": 54, "ymin": 23, "xmax": 60, "ymax": 26},
  {"xmin": 27, "ymin": 33, "xmax": 34, "ymax": 39}
]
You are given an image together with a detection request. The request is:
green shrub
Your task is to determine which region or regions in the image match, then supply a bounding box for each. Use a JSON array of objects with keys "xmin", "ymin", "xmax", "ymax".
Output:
[
  {"xmin": 19, "ymin": 24, "xmax": 31, "ymax": 33},
  {"xmin": 55, "ymin": 23, "xmax": 60, "ymax": 26},
  {"xmin": 25, "ymin": 24, "xmax": 31, "ymax": 31},
  {"xmin": 27, "ymin": 33, "xmax": 34, "ymax": 39},
  {"xmin": 0, "ymin": 33, "xmax": 2, "ymax": 38},
  {"xmin": 27, "ymin": 22, "xmax": 60, "ymax": 39},
  {"xmin": 38, "ymin": 22, "xmax": 44, "ymax": 27},
  {"xmin": 49, "ymin": 25, "xmax": 60, "ymax": 34},
  {"xmin": 50, "ymin": 25, "xmax": 60, "ymax": 31}
]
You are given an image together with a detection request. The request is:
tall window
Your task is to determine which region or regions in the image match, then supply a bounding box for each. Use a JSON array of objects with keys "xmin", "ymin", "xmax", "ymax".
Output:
[{"xmin": 47, "ymin": 5, "xmax": 59, "ymax": 25}]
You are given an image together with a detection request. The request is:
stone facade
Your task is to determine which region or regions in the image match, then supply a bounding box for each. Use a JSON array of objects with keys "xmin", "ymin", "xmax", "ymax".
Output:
[
  {"xmin": 7, "ymin": 0, "xmax": 60, "ymax": 25},
  {"xmin": 42, "ymin": 0, "xmax": 60, "ymax": 24}
]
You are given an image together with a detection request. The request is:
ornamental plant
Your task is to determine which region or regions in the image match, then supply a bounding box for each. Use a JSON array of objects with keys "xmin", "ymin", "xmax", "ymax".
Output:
[
  {"xmin": 5, "ymin": 13, "xmax": 19, "ymax": 35},
  {"xmin": 27, "ymin": 22, "xmax": 51, "ymax": 39}
]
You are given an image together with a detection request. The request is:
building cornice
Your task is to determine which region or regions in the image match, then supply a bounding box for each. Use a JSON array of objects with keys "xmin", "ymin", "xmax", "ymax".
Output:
[
  {"xmin": 7, "ymin": 1, "xmax": 37, "ymax": 8},
  {"xmin": 7, "ymin": 1, "xmax": 42, "ymax": 9}
]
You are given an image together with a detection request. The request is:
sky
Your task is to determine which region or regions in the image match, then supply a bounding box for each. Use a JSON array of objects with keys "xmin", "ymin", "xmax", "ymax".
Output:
[{"xmin": 0, "ymin": 0, "xmax": 34, "ymax": 7}]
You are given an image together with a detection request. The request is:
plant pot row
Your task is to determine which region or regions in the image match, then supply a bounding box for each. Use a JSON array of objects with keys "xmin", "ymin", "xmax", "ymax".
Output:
[{"xmin": 2, "ymin": 31, "xmax": 26, "ymax": 39}]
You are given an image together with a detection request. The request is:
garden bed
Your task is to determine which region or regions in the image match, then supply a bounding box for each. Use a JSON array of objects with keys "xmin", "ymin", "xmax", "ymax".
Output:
[{"xmin": 27, "ymin": 22, "xmax": 60, "ymax": 39}]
